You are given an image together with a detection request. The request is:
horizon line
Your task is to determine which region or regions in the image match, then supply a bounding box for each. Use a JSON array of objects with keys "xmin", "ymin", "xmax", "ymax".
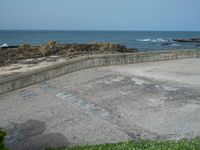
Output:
[{"xmin": 0, "ymin": 29, "xmax": 200, "ymax": 32}]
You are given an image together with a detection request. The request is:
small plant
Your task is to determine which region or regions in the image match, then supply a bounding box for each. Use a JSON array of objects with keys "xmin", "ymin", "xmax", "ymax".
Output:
[{"xmin": 0, "ymin": 129, "xmax": 9, "ymax": 150}]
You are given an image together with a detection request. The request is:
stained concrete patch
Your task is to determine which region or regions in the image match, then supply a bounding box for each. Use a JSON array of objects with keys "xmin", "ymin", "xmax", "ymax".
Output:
[
  {"xmin": 20, "ymin": 90, "xmax": 39, "ymax": 99},
  {"xmin": 5, "ymin": 120, "xmax": 70, "ymax": 150},
  {"xmin": 0, "ymin": 58, "xmax": 200, "ymax": 148}
]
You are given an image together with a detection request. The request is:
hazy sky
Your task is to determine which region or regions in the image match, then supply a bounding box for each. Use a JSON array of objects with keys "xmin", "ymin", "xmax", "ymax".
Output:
[{"xmin": 0, "ymin": 0, "xmax": 200, "ymax": 31}]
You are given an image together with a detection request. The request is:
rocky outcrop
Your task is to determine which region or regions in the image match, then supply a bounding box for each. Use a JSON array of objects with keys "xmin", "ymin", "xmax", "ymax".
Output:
[
  {"xmin": 173, "ymin": 38, "xmax": 200, "ymax": 43},
  {"xmin": 0, "ymin": 41, "xmax": 137, "ymax": 66}
]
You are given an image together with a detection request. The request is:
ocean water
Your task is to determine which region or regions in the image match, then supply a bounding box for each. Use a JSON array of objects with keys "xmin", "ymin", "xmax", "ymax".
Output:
[{"xmin": 0, "ymin": 30, "xmax": 200, "ymax": 51}]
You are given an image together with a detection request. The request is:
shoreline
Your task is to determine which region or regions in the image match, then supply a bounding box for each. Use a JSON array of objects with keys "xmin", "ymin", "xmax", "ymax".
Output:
[
  {"xmin": 0, "ymin": 41, "xmax": 199, "ymax": 80},
  {"xmin": 0, "ymin": 41, "xmax": 137, "ymax": 66}
]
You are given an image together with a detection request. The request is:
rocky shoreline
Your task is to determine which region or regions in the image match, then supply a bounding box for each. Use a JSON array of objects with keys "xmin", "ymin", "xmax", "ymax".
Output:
[{"xmin": 0, "ymin": 41, "xmax": 137, "ymax": 66}]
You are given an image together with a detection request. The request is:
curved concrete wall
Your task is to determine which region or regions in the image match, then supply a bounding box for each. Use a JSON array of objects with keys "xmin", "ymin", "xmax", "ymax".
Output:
[{"xmin": 0, "ymin": 49, "xmax": 200, "ymax": 95}]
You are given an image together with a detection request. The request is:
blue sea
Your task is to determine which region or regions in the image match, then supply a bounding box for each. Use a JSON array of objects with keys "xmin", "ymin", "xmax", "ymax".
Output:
[{"xmin": 0, "ymin": 30, "xmax": 200, "ymax": 51}]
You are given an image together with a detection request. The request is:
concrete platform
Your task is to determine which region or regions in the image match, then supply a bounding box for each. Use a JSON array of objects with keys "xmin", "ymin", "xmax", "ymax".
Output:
[{"xmin": 0, "ymin": 58, "xmax": 200, "ymax": 150}]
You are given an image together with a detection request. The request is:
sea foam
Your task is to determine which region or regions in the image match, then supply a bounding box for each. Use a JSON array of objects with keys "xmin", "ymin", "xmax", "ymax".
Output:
[
  {"xmin": 136, "ymin": 38, "xmax": 167, "ymax": 42},
  {"xmin": 0, "ymin": 43, "xmax": 8, "ymax": 48}
]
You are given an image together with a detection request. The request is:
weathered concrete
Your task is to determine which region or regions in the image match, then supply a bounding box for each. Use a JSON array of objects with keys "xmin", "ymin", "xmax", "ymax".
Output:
[
  {"xmin": 0, "ymin": 58, "xmax": 200, "ymax": 149},
  {"xmin": 0, "ymin": 49, "xmax": 200, "ymax": 95}
]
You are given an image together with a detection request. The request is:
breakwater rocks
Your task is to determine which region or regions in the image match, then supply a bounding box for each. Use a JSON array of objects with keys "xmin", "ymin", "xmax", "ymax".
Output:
[
  {"xmin": 173, "ymin": 38, "xmax": 200, "ymax": 43},
  {"xmin": 0, "ymin": 41, "xmax": 137, "ymax": 66}
]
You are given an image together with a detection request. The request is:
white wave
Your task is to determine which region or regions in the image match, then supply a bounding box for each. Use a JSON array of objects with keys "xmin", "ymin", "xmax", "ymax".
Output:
[
  {"xmin": 136, "ymin": 38, "xmax": 167, "ymax": 43},
  {"xmin": 136, "ymin": 39, "xmax": 151, "ymax": 42},
  {"xmin": 0, "ymin": 43, "xmax": 8, "ymax": 48},
  {"xmin": 171, "ymin": 43, "xmax": 181, "ymax": 47}
]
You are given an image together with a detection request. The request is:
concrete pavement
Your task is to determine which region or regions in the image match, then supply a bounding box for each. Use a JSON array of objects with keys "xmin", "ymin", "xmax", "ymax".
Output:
[{"xmin": 0, "ymin": 58, "xmax": 200, "ymax": 149}]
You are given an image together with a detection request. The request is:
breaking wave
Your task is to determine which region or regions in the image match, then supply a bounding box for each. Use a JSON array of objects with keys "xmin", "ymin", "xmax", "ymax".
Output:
[
  {"xmin": 170, "ymin": 43, "xmax": 182, "ymax": 47},
  {"xmin": 0, "ymin": 43, "xmax": 9, "ymax": 48},
  {"xmin": 136, "ymin": 38, "xmax": 168, "ymax": 43}
]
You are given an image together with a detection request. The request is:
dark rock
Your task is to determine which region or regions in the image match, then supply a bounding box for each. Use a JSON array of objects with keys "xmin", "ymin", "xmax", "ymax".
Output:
[
  {"xmin": 161, "ymin": 42, "xmax": 172, "ymax": 46},
  {"xmin": 0, "ymin": 46, "xmax": 19, "ymax": 49},
  {"xmin": 196, "ymin": 44, "xmax": 200, "ymax": 47},
  {"xmin": 173, "ymin": 38, "xmax": 200, "ymax": 43}
]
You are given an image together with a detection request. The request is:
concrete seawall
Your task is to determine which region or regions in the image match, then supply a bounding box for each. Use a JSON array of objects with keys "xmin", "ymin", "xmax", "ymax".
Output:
[{"xmin": 0, "ymin": 49, "xmax": 199, "ymax": 95}]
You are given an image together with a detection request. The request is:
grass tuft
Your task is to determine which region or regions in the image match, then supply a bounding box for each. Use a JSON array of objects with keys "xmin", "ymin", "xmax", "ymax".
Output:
[
  {"xmin": 47, "ymin": 138, "xmax": 200, "ymax": 150},
  {"xmin": 0, "ymin": 129, "xmax": 9, "ymax": 150}
]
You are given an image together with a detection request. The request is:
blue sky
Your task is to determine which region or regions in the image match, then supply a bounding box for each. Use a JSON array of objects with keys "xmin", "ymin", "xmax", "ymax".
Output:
[{"xmin": 0, "ymin": 0, "xmax": 200, "ymax": 31}]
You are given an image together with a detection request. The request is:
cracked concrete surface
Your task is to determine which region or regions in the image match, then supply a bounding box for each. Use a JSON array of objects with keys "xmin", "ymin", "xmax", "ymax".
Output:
[{"xmin": 0, "ymin": 58, "xmax": 200, "ymax": 149}]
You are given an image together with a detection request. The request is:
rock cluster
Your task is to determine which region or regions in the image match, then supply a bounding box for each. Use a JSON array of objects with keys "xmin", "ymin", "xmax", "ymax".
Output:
[
  {"xmin": 173, "ymin": 38, "xmax": 200, "ymax": 43},
  {"xmin": 0, "ymin": 41, "xmax": 137, "ymax": 66}
]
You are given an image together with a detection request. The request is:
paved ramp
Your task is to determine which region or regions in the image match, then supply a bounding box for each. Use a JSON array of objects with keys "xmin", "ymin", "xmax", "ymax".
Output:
[{"xmin": 1, "ymin": 58, "xmax": 200, "ymax": 150}]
